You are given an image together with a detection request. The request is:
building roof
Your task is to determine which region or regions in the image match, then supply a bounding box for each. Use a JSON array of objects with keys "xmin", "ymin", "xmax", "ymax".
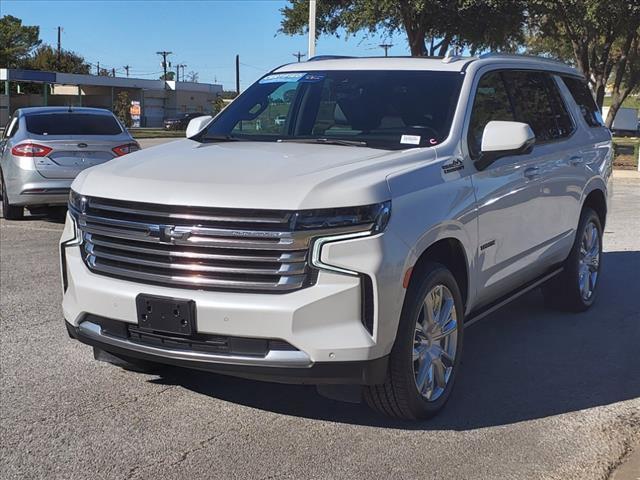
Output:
[{"xmin": 0, "ymin": 68, "xmax": 222, "ymax": 92}]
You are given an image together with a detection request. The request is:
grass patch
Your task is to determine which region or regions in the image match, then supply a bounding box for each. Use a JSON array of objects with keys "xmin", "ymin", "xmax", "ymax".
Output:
[
  {"xmin": 129, "ymin": 128, "xmax": 184, "ymax": 139},
  {"xmin": 603, "ymin": 96, "xmax": 640, "ymax": 109},
  {"xmin": 613, "ymin": 136, "xmax": 639, "ymax": 170}
]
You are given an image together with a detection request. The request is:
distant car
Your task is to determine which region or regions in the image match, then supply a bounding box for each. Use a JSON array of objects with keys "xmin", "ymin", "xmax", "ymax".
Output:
[
  {"xmin": 163, "ymin": 112, "xmax": 207, "ymax": 130},
  {"xmin": 0, "ymin": 106, "xmax": 139, "ymax": 220}
]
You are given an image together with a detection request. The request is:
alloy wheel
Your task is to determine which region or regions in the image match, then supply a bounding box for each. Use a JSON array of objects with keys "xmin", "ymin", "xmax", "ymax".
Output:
[
  {"xmin": 413, "ymin": 284, "xmax": 458, "ymax": 401},
  {"xmin": 578, "ymin": 221, "xmax": 600, "ymax": 301}
]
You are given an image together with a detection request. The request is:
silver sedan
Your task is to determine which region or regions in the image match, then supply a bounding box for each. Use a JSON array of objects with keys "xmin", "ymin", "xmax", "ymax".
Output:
[{"xmin": 0, "ymin": 106, "xmax": 139, "ymax": 219}]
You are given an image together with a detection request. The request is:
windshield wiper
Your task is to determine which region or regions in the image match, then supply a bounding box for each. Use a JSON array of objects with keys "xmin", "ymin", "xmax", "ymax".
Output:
[
  {"xmin": 278, "ymin": 138, "xmax": 368, "ymax": 147},
  {"xmin": 201, "ymin": 134, "xmax": 242, "ymax": 143}
]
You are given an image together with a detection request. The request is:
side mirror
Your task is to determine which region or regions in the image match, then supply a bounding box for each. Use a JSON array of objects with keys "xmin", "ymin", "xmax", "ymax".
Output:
[
  {"xmin": 476, "ymin": 121, "xmax": 535, "ymax": 170},
  {"xmin": 186, "ymin": 115, "xmax": 213, "ymax": 138}
]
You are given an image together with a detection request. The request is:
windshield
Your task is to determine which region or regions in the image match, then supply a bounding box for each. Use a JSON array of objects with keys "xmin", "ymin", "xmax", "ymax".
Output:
[{"xmin": 200, "ymin": 70, "xmax": 463, "ymax": 149}]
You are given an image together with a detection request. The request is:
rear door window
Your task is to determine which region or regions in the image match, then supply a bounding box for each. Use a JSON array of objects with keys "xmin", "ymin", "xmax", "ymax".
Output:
[
  {"xmin": 561, "ymin": 76, "xmax": 603, "ymax": 127},
  {"xmin": 25, "ymin": 113, "xmax": 122, "ymax": 136},
  {"xmin": 502, "ymin": 71, "xmax": 560, "ymax": 143}
]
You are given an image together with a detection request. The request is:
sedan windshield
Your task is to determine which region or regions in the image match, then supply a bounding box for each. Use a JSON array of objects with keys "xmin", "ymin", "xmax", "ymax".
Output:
[{"xmin": 200, "ymin": 70, "xmax": 463, "ymax": 150}]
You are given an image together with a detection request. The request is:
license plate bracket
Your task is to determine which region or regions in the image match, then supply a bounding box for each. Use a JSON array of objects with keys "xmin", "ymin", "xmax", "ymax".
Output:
[{"xmin": 135, "ymin": 294, "xmax": 196, "ymax": 336}]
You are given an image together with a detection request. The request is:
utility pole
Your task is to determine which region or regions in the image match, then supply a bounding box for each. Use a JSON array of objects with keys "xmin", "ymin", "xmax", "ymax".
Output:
[
  {"xmin": 156, "ymin": 51, "xmax": 173, "ymax": 79},
  {"xmin": 96, "ymin": 62, "xmax": 100, "ymax": 75},
  {"xmin": 308, "ymin": 0, "xmax": 316, "ymax": 58},
  {"xmin": 293, "ymin": 51, "xmax": 306, "ymax": 62},
  {"xmin": 111, "ymin": 67, "xmax": 116, "ymax": 77},
  {"xmin": 57, "ymin": 26, "xmax": 62, "ymax": 68},
  {"xmin": 180, "ymin": 64, "xmax": 186, "ymax": 82},
  {"xmin": 379, "ymin": 43, "xmax": 393, "ymax": 57},
  {"xmin": 235, "ymin": 54, "xmax": 240, "ymax": 94},
  {"xmin": 123, "ymin": 65, "xmax": 130, "ymax": 77},
  {"xmin": 176, "ymin": 64, "xmax": 180, "ymax": 82}
]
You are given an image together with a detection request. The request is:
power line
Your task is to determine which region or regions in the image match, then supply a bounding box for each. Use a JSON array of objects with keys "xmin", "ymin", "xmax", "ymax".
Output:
[{"xmin": 379, "ymin": 43, "xmax": 393, "ymax": 57}]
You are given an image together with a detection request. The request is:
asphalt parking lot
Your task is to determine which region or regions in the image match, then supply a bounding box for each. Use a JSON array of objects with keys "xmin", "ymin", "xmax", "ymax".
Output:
[{"xmin": 1, "ymin": 172, "xmax": 639, "ymax": 480}]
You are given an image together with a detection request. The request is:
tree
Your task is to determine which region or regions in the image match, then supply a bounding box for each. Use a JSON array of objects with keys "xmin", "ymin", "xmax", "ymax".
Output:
[
  {"xmin": 527, "ymin": 1, "xmax": 640, "ymax": 127},
  {"xmin": 25, "ymin": 45, "xmax": 90, "ymax": 74},
  {"xmin": 212, "ymin": 94, "xmax": 225, "ymax": 115},
  {"xmin": 113, "ymin": 91, "xmax": 132, "ymax": 127},
  {"xmin": 186, "ymin": 71, "xmax": 199, "ymax": 82},
  {"xmin": 0, "ymin": 15, "xmax": 40, "ymax": 67},
  {"xmin": 280, "ymin": 0, "xmax": 526, "ymax": 56},
  {"xmin": 160, "ymin": 71, "xmax": 175, "ymax": 81}
]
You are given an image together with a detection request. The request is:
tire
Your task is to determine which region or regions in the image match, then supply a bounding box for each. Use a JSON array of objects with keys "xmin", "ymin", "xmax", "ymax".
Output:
[
  {"xmin": 364, "ymin": 262, "xmax": 464, "ymax": 420},
  {"xmin": 542, "ymin": 208, "xmax": 602, "ymax": 312},
  {"xmin": 1, "ymin": 173, "xmax": 24, "ymax": 220}
]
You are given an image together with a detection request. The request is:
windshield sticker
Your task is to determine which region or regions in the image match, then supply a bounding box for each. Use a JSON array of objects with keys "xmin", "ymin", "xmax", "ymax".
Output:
[
  {"xmin": 300, "ymin": 73, "xmax": 326, "ymax": 82},
  {"xmin": 400, "ymin": 134, "xmax": 421, "ymax": 145},
  {"xmin": 259, "ymin": 72, "xmax": 307, "ymax": 84}
]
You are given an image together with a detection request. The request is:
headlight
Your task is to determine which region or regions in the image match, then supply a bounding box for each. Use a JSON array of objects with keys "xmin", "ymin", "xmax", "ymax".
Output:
[
  {"xmin": 292, "ymin": 201, "xmax": 391, "ymax": 233},
  {"xmin": 68, "ymin": 189, "xmax": 86, "ymax": 213},
  {"xmin": 308, "ymin": 201, "xmax": 391, "ymax": 276}
]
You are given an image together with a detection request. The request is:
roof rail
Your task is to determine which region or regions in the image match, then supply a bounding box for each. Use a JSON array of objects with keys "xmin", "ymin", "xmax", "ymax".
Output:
[
  {"xmin": 477, "ymin": 52, "xmax": 569, "ymax": 66},
  {"xmin": 307, "ymin": 55, "xmax": 353, "ymax": 61},
  {"xmin": 442, "ymin": 48, "xmax": 466, "ymax": 64}
]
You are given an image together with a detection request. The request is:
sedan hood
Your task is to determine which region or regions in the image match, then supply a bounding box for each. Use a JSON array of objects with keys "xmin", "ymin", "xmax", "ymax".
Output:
[{"xmin": 72, "ymin": 139, "xmax": 424, "ymax": 209}]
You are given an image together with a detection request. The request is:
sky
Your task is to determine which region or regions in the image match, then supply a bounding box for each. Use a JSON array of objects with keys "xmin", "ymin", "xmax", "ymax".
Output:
[{"xmin": 2, "ymin": 0, "xmax": 409, "ymax": 90}]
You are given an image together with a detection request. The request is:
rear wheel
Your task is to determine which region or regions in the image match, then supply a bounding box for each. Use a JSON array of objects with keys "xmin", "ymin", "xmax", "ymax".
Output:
[
  {"xmin": 543, "ymin": 208, "xmax": 602, "ymax": 312},
  {"xmin": 0, "ymin": 173, "xmax": 24, "ymax": 220},
  {"xmin": 364, "ymin": 262, "xmax": 464, "ymax": 420}
]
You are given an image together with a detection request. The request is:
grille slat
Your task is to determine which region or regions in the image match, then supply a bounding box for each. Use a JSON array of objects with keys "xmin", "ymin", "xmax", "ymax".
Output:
[{"xmin": 74, "ymin": 197, "xmax": 316, "ymax": 293}]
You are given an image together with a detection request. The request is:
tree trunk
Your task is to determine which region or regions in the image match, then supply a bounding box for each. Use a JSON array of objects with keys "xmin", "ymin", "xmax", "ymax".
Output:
[{"xmin": 605, "ymin": 90, "xmax": 631, "ymax": 128}]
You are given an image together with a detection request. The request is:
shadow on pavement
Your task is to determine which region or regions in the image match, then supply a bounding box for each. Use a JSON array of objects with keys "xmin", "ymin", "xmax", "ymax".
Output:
[{"xmin": 152, "ymin": 250, "xmax": 640, "ymax": 430}]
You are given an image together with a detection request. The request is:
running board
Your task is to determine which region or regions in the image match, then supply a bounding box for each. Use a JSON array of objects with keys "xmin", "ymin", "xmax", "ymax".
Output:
[{"xmin": 464, "ymin": 267, "xmax": 563, "ymax": 328}]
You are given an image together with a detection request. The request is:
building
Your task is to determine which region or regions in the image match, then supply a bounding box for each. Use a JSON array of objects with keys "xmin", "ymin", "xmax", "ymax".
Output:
[{"xmin": 0, "ymin": 68, "xmax": 223, "ymax": 127}]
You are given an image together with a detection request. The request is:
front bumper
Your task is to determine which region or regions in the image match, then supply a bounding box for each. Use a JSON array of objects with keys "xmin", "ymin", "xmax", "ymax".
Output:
[
  {"xmin": 65, "ymin": 318, "xmax": 388, "ymax": 384},
  {"xmin": 60, "ymin": 212, "xmax": 409, "ymax": 384}
]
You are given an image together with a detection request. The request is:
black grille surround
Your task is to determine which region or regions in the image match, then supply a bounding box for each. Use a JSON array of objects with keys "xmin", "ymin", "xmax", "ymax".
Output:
[{"xmin": 70, "ymin": 196, "xmax": 372, "ymax": 294}]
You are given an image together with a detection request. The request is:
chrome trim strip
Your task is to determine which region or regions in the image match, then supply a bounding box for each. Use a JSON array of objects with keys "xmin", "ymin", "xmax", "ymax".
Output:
[
  {"xmin": 78, "ymin": 321, "xmax": 312, "ymax": 368},
  {"xmin": 84, "ymin": 244, "xmax": 307, "ymax": 275},
  {"xmin": 311, "ymin": 230, "xmax": 374, "ymax": 276},
  {"xmin": 87, "ymin": 199, "xmax": 292, "ymax": 224},
  {"xmin": 86, "ymin": 257, "xmax": 307, "ymax": 291}
]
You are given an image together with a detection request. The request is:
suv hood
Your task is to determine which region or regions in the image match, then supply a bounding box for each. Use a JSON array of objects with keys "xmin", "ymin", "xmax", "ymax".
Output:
[{"xmin": 72, "ymin": 139, "xmax": 425, "ymax": 209}]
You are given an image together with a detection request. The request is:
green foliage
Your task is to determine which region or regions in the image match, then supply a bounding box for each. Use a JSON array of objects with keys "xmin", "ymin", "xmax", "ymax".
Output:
[
  {"xmin": 113, "ymin": 91, "xmax": 132, "ymax": 128},
  {"xmin": 526, "ymin": 0, "xmax": 640, "ymax": 125},
  {"xmin": 280, "ymin": 0, "xmax": 526, "ymax": 56},
  {"xmin": 0, "ymin": 15, "xmax": 40, "ymax": 67},
  {"xmin": 221, "ymin": 90, "xmax": 238, "ymax": 99},
  {"xmin": 160, "ymin": 71, "xmax": 175, "ymax": 81},
  {"xmin": 212, "ymin": 94, "xmax": 225, "ymax": 115},
  {"xmin": 25, "ymin": 45, "xmax": 90, "ymax": 74}
]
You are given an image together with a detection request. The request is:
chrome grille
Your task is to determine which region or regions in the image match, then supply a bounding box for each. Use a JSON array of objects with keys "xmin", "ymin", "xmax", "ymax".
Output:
[{"xmin": 72, "ymin": 197, "xmax": 328, "ymax": 293}]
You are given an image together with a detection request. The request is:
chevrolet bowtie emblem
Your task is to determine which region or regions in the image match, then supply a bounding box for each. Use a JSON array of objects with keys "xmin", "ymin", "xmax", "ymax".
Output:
[{"xmin": 150, "ymin": 225, "xmax": 191, "ymax": 243}]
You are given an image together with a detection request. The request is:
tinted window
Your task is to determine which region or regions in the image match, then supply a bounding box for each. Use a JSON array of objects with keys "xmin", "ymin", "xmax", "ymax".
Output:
[
  {"xmin": 203, "ymin": 70, "xmax": 464, "ymax": 150},
  {"xmin": 544, "ymin": 76, "xmax": 574, "ymax": 138},
  {"xmin": 467, "ymin": 71, "xmax": 515, "ymax": 158},
  {"xmin": 562, "ymin": 76, "xmax": 603, "ymax": 127},
  {"xmin": 25, "ymin": 113, "xmax": 122, "ymax": 136},
  {"xmin": 502, "ymin": 71, "xmax": 560, "ymax": 142}
]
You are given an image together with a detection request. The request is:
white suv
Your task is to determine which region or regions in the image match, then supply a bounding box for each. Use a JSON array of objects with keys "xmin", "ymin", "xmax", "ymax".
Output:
[{"xmin": 61, "ymin": 55, "xmax": 612, "ymax": 419}]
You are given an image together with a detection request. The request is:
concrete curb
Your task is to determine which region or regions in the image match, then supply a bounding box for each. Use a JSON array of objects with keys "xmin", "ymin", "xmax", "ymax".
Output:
[
  {"xmin": 610, "ymin": 443, "xmax": 640, "ymax": 480},
  {"xmin": 613, "ymin": 170, "xmax": 640, "ymax": 179}
]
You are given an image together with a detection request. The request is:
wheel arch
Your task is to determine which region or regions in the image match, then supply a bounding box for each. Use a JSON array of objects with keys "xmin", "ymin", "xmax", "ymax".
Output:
[
  {"xmin": 408, "ymin": 238, "xmax": 470, "ymax": 312},
  {"xmin": 582, "ymin": 188, "xmax": 607, "ymax": 229}
]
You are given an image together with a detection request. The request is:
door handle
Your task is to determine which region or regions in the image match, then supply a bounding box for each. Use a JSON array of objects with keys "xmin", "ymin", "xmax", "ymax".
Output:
[
  {"xmin": 569, "ymin": 155, "xmax": 584, "ymax": 166},
  {"xmin": 524, "ymin": 166, "xmax": 540, "ymax": 179}
]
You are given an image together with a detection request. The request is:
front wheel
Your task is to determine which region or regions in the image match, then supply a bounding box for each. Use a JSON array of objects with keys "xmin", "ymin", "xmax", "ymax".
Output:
[
  {"xmin": 364, "ymin": 262, "xmax": 464, "ymax": 420},
  {"xmin": 543, "ymin": 208, "xmax": 603, "ymax": 312}
]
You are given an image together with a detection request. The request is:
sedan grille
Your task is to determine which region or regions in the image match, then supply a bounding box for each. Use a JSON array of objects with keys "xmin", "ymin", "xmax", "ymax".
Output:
[{"xmin": 71, "ymin": 197, "xmax": 322, "ymax": 293}]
